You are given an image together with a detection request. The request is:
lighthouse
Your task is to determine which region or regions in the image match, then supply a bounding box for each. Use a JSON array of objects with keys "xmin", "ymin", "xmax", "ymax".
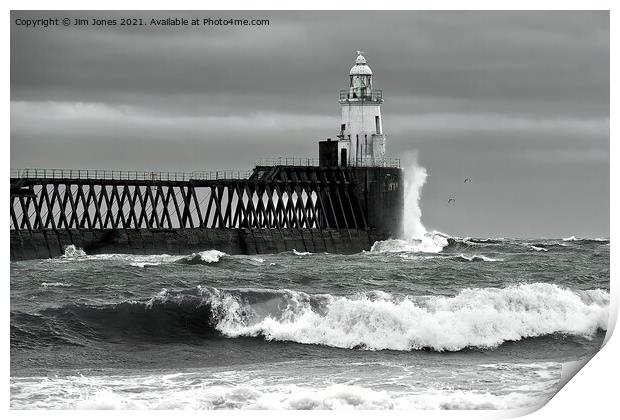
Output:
[{"xmin": 335, "ymin": 51, "xmax": 386, "ymax": 167}]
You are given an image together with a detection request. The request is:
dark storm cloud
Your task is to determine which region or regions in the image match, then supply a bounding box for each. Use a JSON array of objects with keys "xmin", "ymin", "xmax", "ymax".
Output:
[
  {"xmin": 11, "ymin": 11, "xmax": 608, "ymax": 113},
  {"xmin": 10, "ymin": 11, "xmax": 609, "ymax": 237}
]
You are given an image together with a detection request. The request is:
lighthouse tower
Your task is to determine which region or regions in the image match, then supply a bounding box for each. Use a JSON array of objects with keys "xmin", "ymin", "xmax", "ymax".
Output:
[{"xmin": 337, "ymin": 51, "xmax": 386, "ymax": 166}]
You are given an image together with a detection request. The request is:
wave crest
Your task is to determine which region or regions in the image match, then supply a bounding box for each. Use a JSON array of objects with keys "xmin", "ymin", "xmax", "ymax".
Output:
[
  {"xmin": 19, "ymin": 284, "xmax": 608, "ymax": 352},
  {"xmin": 371, "ymin": 232, "xmax": 450, "ymax": 254},
  {"xmin": 210, "ymin": 283, "xmax": 608, "ymax": 351},
  {"xmin": 562, "ymin": 236, "xmax": 609, "ymax": 244},
  {"xmin": 62, "ymin": 244, "xmax": 86, "ymax": 258},
  {"xmin": 175, "ymin": 250, "xmax": 227, "ymax": 265}
]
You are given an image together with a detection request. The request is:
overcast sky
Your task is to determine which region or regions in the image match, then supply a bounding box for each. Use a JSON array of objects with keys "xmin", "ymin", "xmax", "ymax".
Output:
[{"xmin": 10, "ymin": 11, "xmax": 609, "ymax": 238}]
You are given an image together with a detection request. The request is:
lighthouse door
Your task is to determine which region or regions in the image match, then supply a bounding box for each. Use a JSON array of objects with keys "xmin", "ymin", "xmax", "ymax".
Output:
[{"xmin": 340, "ymin": 149, "xmax": 347, "ymax": 167}]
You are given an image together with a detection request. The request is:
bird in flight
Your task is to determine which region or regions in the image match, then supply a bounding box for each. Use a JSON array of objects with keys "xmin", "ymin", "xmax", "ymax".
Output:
[
  {"xmin": 464, "ymin": 178, "xmax": 472, "ymax": 183},
  {"xmin": 448, "ymin": 198, "xmax": 456, "ymax": 204}
]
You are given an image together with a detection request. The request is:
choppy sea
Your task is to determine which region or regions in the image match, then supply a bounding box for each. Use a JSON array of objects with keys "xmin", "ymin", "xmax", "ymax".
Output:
[{"xmin": 10, "ymin": 234, "xmax": 610, "ymax": 409}]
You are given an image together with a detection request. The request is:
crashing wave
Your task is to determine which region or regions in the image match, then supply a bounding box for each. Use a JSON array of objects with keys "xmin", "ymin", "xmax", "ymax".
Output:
[
  {"xmin": 23, "ymin": 284, "xmax": 608, "ymax": 352},
  {"xmin": 371, "ymin": 233, "xmax": 518, "ymax": 255},
  {"xmin": 211, "ymin": 283, "xmax": 608, "ymax": 352},
  {"xmin": 390, "ymin": 158, "xmax": 453, "ymax": 254},
  {"xmin": 175, "ymin": 250, "xmax": 227, "ymax": 265},
  {"xmin": 371, "ymin": 231, "xmax": 450, "ymax": 254},
  {"xmin": 61, "ymin": 245, "xmax": 87, "ymax": 258}
]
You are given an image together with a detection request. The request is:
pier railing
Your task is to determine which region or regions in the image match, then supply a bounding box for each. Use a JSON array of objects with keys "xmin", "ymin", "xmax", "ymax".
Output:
[
  {"xmin": 10, "ymin": 169, "xmax": 252, "ymax": 181},
  {"xmin": 255, "ymin": 157, "xmax": 401, "ymax": 168},
  {"xmin": 255, "ymin": 157, "xmax": 321, "ymax": 167},
  {"xmin": 351, "ymin": 157, "xmax": 401, "ymax": 168},
  {"xmin": 11, "ymin": 158, "xmax": 400, "ymax": 182}
]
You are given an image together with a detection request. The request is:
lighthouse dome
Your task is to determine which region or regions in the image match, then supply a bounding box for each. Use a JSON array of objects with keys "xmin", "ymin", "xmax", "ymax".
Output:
[
  {"xmin": 349, "ymin": 63, "xmax": 373, "ymax": 76},
  {"xmin": 349, "ymin": 51, "xmax": 373, "ymax": 75}
]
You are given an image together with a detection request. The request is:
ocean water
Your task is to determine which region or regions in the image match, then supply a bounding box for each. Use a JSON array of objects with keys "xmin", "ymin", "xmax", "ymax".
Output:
[{"xmin": 10, "ymin": 234, "xmax": 610, "ymax": 410}]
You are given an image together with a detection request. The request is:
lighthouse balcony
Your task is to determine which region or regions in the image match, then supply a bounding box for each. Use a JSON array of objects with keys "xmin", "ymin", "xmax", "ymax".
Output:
[{"xmin": 339, "ymin": 89, "xmax": 383, "ymax": 103}]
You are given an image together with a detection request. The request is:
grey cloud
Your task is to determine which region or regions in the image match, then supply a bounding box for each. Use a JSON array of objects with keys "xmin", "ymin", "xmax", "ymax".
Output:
[{"xmin": 10, "ymin": 10, "xmax": 609, "ymax": 237}]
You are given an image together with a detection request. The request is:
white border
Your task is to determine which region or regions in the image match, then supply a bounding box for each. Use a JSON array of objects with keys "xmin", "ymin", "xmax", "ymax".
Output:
[{"xmin": 3, "ymin": 2, "xmax": 615, "ymax": 420}]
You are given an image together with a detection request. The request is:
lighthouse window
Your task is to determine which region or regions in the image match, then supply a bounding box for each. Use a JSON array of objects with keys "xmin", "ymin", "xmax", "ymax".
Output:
[
  {"xmin": 375, "ymin": 116, "xmax": 381, "ymax": 134},
  {"xmin": 341, "ymin": 124, "xmax": 346, "ymax": 132}
]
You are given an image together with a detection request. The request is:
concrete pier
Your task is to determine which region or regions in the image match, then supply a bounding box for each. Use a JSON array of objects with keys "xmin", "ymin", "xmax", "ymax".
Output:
[{"xmin": 10, "ymin": 165, "xmax": 403, "ymax": 260}]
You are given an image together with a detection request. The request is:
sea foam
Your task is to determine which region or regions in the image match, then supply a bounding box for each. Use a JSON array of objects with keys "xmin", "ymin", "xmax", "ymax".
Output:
[
  {"xmin": 453, "ymin": 254, "xmax": 502, "ymax": 262},
  {"xmin": 292, "ymin": 249, "xmax": 313, "ymax": 256},
  {"xmin": 61, "ymin": 244, "xmax": 87, "ymax": 258},
  {"xmin": 196, "ymin": 250, "xmax": 226, "ymax": 263},
  {"xmin": 209, "ymin": 283, "xmax": 609, "ymax": 352},
  {"xmin": 530, "ymin": 246, "xmax": 548, "ymax": 252},
  {"xmin": 11, "ymin": 368, "xmax": 558, "ymax": 410},
  {"xmin": 370, "ymin": 232, "xmax": 450, "ymax": 254}
]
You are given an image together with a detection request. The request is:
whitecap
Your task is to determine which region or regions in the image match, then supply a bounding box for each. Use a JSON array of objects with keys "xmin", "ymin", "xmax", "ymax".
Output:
[
  {"xmin": 196, "ymin": 250, "xmax": 226, "ymax": 263},
  {"xmin": 292, "ymin": 249, "xmax": 312, "ymax": 256},
  {"xmin": 210, "ymin": 283, "xmax": 609, "ymax": 352},
  {"xmin": 454, "ymin": 254, "xmax": 503, "ymax": 262},
  {"xmin": 61, "ymin": 244, "xmax": 87, "ymax": 258},
  {"xmin": 130, "ymin": 262, "xmax": 162, "ymax": 268},
  {"xmin": 530, "ymin": 246, "xmax": 548, "ymax": 252},
  {"xmin": 371, "ymin": 232, "xmax": 449, "ymax": 254}
]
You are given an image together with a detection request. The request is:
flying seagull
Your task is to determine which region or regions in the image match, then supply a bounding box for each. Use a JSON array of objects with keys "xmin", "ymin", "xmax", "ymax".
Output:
[
  {"xmin": 464, "ymin": 178, "xmax": 472, "ymax": 183},
  {"xmin": 448, "ymin": 198, "xmax": 456, "ymax": 204}
]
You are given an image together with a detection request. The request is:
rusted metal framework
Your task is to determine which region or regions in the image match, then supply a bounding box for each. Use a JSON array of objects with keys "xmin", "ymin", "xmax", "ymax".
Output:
[{"xmin": 10, "ymin": 166, "xmax": 367, "ymax": 233}]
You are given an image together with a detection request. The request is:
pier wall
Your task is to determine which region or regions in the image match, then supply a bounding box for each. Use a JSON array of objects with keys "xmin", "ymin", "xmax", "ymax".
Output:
[{"xmin": 10, "ymin": 228, "xmax": 377, "ymax": 260}]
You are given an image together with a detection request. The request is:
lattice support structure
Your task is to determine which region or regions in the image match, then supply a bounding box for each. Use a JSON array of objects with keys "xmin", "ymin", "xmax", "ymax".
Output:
[{"xmin": 10, "ymin": 166, "xmax": 367, "ymax": 233}]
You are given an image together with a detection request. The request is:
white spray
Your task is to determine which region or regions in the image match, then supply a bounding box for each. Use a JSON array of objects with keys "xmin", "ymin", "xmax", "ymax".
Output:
[
  {"xmin": 402, "ymin": 155, "xmax": 429, "ymax": 239},
  {"xmin": 370, "ymin": 152, "xmax": 448, "ymax": 253}
]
